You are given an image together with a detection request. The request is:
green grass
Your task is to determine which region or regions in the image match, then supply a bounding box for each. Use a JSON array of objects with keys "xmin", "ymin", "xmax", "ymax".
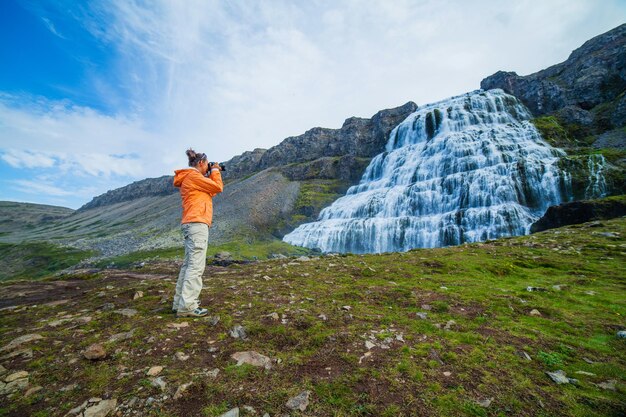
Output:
[
  {"xmin": 0, "ymin": 242, "xmax": 94, "ymax": 281},
  {"xmin": 0, "ymin": 217, "xmax": 624, "ymax": 416}
]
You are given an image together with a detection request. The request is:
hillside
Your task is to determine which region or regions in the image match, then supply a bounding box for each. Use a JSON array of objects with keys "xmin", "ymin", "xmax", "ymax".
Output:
[
  {"xmin": 1, "ymin": 24, "xmax": 625, "ymax": 272},
  {"xmin": 0, "ymin": 217, "xmax": 624, "ymax": 416}
]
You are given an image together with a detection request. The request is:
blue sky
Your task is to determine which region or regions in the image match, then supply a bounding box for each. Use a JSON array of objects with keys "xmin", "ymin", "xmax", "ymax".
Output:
[{"xmin": 1, "ymin": 0, "xmax": 625, "ymax": 209}]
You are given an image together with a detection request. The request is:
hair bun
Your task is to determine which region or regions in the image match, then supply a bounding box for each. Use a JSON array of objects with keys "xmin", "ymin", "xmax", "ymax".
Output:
[{"xmin": 186, "ymin": 148, "xmax": 197, "ymax": 159}]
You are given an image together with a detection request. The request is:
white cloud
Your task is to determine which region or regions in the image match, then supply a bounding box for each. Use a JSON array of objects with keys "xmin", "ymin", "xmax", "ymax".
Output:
[
  {"xmin": 10, "ymin": 179, "xmax": 78, "ymax": 197},
  {"xmin": 1, "ymin": 0, "xmax": 625, "ymax": 207},
  {"xmin": 41, "ymin": 17, "xmax": 66, "ymax": 39}
]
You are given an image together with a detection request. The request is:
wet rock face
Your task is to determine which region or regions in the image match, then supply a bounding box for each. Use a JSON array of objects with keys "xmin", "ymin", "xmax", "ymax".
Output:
[
  {"xmin": 530, "ymin": 196, "xmax": 626, "ymax": 233},
  {"xmin": 481, "ymin": 24, "xmax": 626, "ymax": 130}
]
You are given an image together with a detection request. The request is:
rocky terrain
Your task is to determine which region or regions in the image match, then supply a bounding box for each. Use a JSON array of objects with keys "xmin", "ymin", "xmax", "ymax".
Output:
[
  {"xmin": 0, "ymin": 217, "xmax": 624, "ymax": 416},
  {"xmin": 481, "ymin": 24, "xmax": 626, "ymax": 137}
]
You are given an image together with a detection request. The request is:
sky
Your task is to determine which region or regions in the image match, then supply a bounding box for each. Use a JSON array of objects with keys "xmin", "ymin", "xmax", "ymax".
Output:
[{"xmin": 0, "ymin": 0, "xmax": 625, "ymax": 209}]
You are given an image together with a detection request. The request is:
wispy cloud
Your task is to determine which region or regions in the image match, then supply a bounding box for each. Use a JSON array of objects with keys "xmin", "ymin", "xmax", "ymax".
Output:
[
  {"xmin": 41, "ymin": 16, "xmax": 66, "ymax": 39},
  {"xmin": 1, "ymin": 0, "xmax": 625, "ymax": 208}
]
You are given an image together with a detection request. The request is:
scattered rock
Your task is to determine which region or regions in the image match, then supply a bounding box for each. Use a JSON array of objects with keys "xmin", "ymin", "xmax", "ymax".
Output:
[
  {"xmin": 133, "ymin": 291, "xmax": 144, "ymax": 300},
  {"xmin": 100, "ymin": 303, "xmax": 115, "ymax": 311},
  {"xmin": 476, "ymin": 397, "xmax": 493, "ymax": 408},
  {"xmin": 206, "ymin": 315, "xmax": 221, "ymax": 326},
  {"xmin": 296, "ymin": 256, "xmax": 312, "ymax": 262},
  {"xmin": 76, "ymin": 316, "xmax": 93, "ymax": 324},
  {"xmin": 113, "ymin": 308, "xmax": 137, "ymax": 317},
  {"xmin": 575, "ymin": 371, "xmax": 596, "ymax": 376},
  {"xmin": 230, "ymin": 325, "xmax": 248, "ymax": 339},
  {"xmin": 174, "ymin": 352, "xmax": 190, "ymax": 361},
  {"xmin": 421, "ymin": 304, "xmax": 432, "ymax": 310},
  {"xmin": 443, "ymin": 320, "xmax": 456, "ymax": 330},
  {"xmin": 262, "ymin": 276, "xmax": 272, "ymax": 281},
  {"xmin": 5, "ymin": 371, "xmax": 28, "ymax": 382},
  {"xmin": 108, "ymin": 330, "xmax": 135, "ymax": 343},
  {"xmin": 546, "ymin": 370, "xmax": 578, "ymax": 385},
  {"xmin": 24, "ymin": 385, "xmax": 43, "ymax": 397},
  {"xmin": 596, "ymin": 379, "xmax": 617, "ymax": 391},
  {"xmin": 173, "ymin": 382, "xmax": 193, "ymax": 399},
  {"xmin": 83, "ymin": 399, "xmax": 117, "ymax": 417},
  {"xmin": 365, "ymin": 341, "xmax": 376, "ymax": 350},
  {"xmin": 231, "ymin": 351, "xmax": 272, "ymax": 370},
  {"xmin": 84, "ymin": 344, "xmax": 107, "ymax": 360},
  {"xmin": 617, "ymin": 330, "xmax": 626, "ymax": 339},
  {"xmin": 167, "ymin": 322, "xmax": 190, "ymax": 329},
  {"xmin": 151, "ymin": 377, "xmax": 167, "ymax": 392},
  {"xmin": 552, "ymin": 284, "xmax": 567, "ymax": 291},
  {"xmin": 341, "ymin": 305, "xmax": 352, "ymax": 311},
  {"xmin": 318, "ymin": 314, "xmax": 327, "ymax": 321},
  {"xmin": 443, "ymin": 371, "xmax": 452, "ymax": 377},
  {"xmin": 517, "ymin": 351, "xmax": 532, "ymax": 361},
  {"xmin": 0, "ymin": 347, "xmax": 33, "ymax": 361},
  {"xmin": 526, "ymin": 286, "xmax": 547, "ymax": 292},
  {"xmin": 48, "ymin": 318, "xmax": 73, "ymax": 327},
  {"xmin": 286, "ymin": 390, "xmax": 311, "ymax": 411},
  {"xmin": 415, "ymin": 312, "xmax": 428, "ymax": 320},
  {"xmin": 529, "ymin": 309, "xmax": 542, "ymax": 316},
  {"xmin": 207, "ymin": 368, "xmax": 220, "ymax": 378},
  {"xmin": 0, "ymin": 377, "xmax": 29, "ymax": 395},
  {"xmin": 267, "ymin": 312, "xmax": 280, "ymax": 321},
  {"xmin": 0, "ymin": 365, "xmax": 5, "ymax": 375},
  {"xmin": 0, "ymin": 333, "xmax": 43, "ymax": 352},
  {"xmin": 218, "ymin": 408, "xmax": 239, "ymax": 417},
  {"xmin": 146, "ymin": 366, "xmax": 163, "ymax": 377},
  {"xmin": 359, "ymin": 351, "xmax": 373, "ymax": 364},
  {"xmin": 242, "ymin": 405, "xmax": 256, "ymax": 414},
  {"xmin": 60, "ymin": 383, "xmax": 78, "ymax": 392}
]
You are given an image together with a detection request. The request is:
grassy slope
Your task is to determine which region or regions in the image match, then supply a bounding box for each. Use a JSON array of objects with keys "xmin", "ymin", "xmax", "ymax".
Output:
[
  {"xmin": 0, "ymin": 242, "xmax": 94, "ymax": 281},
  {"xmin": 0, "ymin": 217, "xmax": 624, "ymax": 416}
]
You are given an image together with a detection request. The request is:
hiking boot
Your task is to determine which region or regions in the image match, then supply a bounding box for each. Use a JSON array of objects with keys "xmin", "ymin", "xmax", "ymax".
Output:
[{"xmin": 176, "ymin": 307, "xmax": 208, "ymax": 318}]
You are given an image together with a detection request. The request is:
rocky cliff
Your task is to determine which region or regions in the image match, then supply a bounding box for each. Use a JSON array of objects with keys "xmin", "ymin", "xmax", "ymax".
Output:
[
  {"xmin": 481, "ymin": 24, "xmax": 626, "ymax": 141},
  {"xmin": 222, "ymin": 102, "xmax": 417, "ymax": 180},
  {"xmin": 78, "ymin": 176, "xmax": 177, "ymax": 212},
  {"xmin": 77, "ymin": 102, "xmax": 417, "ymax": 212}
]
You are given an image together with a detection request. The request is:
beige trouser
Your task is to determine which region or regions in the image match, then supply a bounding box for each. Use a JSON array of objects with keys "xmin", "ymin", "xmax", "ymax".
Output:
[{"xmin": 173, "ymin": 222, "xmax": 209, "ymax": 312}]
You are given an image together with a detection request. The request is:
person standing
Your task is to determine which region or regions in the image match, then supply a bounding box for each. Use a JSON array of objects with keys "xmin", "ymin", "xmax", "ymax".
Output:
[{"xmin": 172, "ymin": 149, "xmax": 224, "ymax": 317}]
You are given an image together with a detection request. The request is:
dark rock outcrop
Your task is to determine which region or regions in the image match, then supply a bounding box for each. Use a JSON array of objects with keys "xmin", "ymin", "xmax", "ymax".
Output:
[
  {"xmin": 222, "ymin": 101, "xmax": 417, "ymax": 180},
  {"xmin": 78, "ymin": 176, "xmax": 177, "ymax": 212},
  {"xmin": 481, "ymin": 24, "xmax": 626, "ymax": 132},
  {"xmin": 79, "ymin": 101, "xmax": 417, "ymax": 211},
  {"xmin": 530, "ymin": 195, "xmax": 626, "ymax": 233}
]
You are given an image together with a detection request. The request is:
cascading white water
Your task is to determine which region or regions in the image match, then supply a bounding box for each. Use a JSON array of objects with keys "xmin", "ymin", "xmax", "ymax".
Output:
[
  {"xmin": 585, "ymin": 154, "xmax": 608, "ymax": 199},
  {"xmin": 283, "ymin": 89, "xmax": 579, "ymax": 253}
]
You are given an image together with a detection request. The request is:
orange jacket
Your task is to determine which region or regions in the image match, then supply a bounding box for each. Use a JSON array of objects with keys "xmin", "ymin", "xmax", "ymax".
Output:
[{"xmin": 173, "ymin": 168, "xmax": 224, "ymax": 225}]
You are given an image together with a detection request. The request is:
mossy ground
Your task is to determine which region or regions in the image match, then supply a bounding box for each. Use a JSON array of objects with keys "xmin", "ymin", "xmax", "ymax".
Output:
[
  {"xmin": 0, "ymin": 242, "xmax": 94, "ymax": 281},
  {"xmin": 0, "ymin": 217, "xmax": 624, "ymax": 416}
]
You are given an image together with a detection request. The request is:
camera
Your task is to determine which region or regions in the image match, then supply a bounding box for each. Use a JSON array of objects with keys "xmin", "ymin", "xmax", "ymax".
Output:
[{"xmin": 209, "ymin": 162, "xmax": 226, "ymax": 172}]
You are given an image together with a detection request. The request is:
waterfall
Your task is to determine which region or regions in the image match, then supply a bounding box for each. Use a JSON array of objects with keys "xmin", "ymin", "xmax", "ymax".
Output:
[
  {"xmin": 585, "ymin": 154, "xmax": 608, "ymax": 199},
  {"xmin": 283, "ymin": 89, "xmax": 576, "ymax": 254}
]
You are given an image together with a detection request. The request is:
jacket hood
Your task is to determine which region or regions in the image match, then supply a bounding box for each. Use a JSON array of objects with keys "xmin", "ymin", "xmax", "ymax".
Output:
[{"xmin": 173, "ymin": 168, "xmax": 198, "ymax": 187}]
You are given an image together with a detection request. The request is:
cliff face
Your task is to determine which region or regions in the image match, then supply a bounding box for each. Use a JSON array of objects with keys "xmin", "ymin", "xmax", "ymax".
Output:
[
  {"xmin": 222, "ymin": 101, "xmax": 417, "ymax": 180},
  {"xmin": 78, "ymin": 102, "xmax": 417, "ymax": 211},
  {"xmin": 78, "ymin": 176, "xmax": 177, "ymax": 212},
  {"xmin": 481, "ymin": 24, "xmax": 626, "ymax": 136}
]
